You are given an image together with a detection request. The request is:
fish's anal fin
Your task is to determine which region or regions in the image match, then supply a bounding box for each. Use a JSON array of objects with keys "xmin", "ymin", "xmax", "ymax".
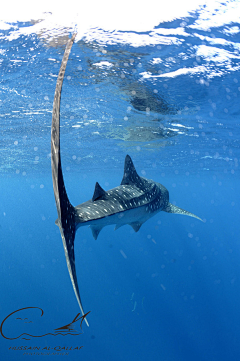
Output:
[
  {"xmin": 90, "ymin": 225, "xmax": 104, "ymax": 240},
  {"xmin": 92, "ymin": 182, "xmax": 107, "ymax": 202},
  {"xmin": 114, "ymin": 223, "xmax": 124, "ymax": 231},
  {"xmin": 130, "ymin": 221, "xmax": 143, "ymax": 232},
  {"xmin": 164, "ymin": 203, "xmax": 203, "ymax": 222}
]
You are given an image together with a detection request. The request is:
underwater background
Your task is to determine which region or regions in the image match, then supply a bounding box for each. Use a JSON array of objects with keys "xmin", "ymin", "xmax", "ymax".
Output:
[{"xmin": 0, "ymin": 1, "xmax": 240, "ymax": 360}]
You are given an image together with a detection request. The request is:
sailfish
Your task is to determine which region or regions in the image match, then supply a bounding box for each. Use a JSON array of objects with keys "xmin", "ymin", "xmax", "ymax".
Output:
[{"xmin": 51, "ymin": 34, "xmax": 202, "ymax": 327}]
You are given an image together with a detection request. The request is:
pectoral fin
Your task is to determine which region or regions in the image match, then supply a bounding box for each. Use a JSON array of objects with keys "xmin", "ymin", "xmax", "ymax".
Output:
[{"xmin": 164, "ymin": 203, "xmax": 203, "ymax": 222}]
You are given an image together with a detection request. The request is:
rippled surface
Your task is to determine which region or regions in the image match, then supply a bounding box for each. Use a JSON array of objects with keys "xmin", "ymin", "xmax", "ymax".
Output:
[
  {"xmin": 0, "ymin": 2, "xmax": 239, "ymax": 175},
  {"xmin": 1, "ymin": 3, "xmax": 240, "ymax": 361}
]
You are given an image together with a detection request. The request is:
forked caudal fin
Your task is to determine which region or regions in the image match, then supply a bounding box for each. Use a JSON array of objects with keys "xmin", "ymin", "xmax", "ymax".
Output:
[
  {"xmin": 164, "ymin": 203, "xmax": 203, "ymax": 222},
  {"xmin": 51, "ymin": 34, "xmax": 89, "ymax": 327}
]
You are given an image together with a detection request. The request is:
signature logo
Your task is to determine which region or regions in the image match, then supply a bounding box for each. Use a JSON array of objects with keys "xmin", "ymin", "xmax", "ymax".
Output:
[{"xmin": 0, "ymin": 307, "xmax": 90, "ymax": 340}]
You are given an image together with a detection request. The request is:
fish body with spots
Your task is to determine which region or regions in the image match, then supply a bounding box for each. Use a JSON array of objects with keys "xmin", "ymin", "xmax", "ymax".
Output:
[{"xmin": 51, "ymin": 35, "xmax": 202, "ymax": 327}]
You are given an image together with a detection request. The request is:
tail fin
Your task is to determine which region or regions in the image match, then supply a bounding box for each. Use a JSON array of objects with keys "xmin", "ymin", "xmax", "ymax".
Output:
[
  {"xmin": 164, "ymin": 203, "xmax": 203, "ymax": 222},
  {"xmin": 51, "ymin": 34, "xmax": 89, "ymax": 327}
]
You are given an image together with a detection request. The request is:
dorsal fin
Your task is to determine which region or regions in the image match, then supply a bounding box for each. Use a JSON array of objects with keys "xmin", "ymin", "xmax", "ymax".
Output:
[
  {"xmin": 92, "ymin": 182, "xmax": 107, "ymax": 201},
  {"xmin": 121, "ymin": 155, "xmax": 143, "ymax": 188}
]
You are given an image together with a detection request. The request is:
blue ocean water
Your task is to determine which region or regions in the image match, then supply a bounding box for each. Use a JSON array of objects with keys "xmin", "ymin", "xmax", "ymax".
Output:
[{"xmin": 0, "ymin": 5, "xmax": 240, "ymax": 361}]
